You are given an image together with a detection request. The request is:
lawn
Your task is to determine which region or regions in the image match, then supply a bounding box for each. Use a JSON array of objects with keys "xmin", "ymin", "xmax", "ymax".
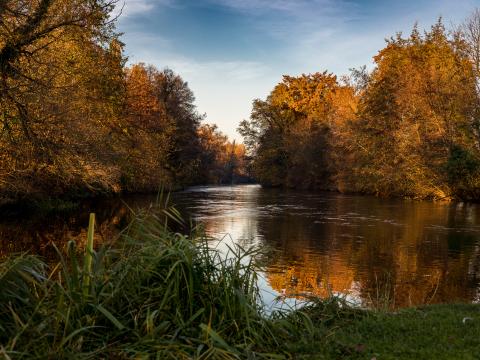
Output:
[{"xmin": 293, "ymin": 303, "xmax": 480, "ymax": 359}]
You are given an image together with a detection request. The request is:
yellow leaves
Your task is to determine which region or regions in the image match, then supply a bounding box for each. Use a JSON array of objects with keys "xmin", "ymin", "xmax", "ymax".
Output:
[
  {"xmin": 350, "ymin": 21, "xmax": 479, "ymax": 199},
  {"xmin": 125, "ymin": 64, "xmax": 164, "ymax": 121},
  {"xmin": 246, "ymin": 18, "xmax": 480, "ymax": 200},
  {"xmin": 270, "ymin": 72, "xmax": 342, "ymax": 117}
]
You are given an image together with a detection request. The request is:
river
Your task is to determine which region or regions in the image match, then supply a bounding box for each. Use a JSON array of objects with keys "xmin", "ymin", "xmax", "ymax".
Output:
[{"xmin": 2, "ymin": 184, "xmax": 480, "ymax": 309}]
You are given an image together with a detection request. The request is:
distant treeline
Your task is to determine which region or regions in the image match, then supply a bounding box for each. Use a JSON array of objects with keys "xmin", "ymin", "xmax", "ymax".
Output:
[
  {"xmin": 240, "ymin": 13, "xmax": 480, "ymax": 200},
  {"xmin": 0, "ymin": 0, "xmax": 247, "ymax": 205}
]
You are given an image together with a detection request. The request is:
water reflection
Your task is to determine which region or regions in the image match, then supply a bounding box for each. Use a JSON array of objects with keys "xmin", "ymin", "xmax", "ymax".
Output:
[
  {"xmin": 174, "ymin": 186, "xmax": 480, "ymax": 308},
  {"xmin": 1, "ymin": 185, "xmax": 479, "ymax": 308},
  {"xmin": 0, "ymin": 196, "xmax": 152, "ymax": 258}
]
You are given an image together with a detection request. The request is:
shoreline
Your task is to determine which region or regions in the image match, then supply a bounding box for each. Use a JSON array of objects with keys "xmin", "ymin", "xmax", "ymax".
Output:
[{"xmin": 1, "ymin": 209, "xmax": 478, "ymax": 358}]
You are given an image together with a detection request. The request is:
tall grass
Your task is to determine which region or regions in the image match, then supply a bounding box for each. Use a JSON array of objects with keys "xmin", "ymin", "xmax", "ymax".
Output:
[
  {"xmin": 0, "ymin": 205, "xmax": 343, "ymax": 359},
  {"xmin": 82, "ymin": 213, "xmax": 95, "ymax": 300}
]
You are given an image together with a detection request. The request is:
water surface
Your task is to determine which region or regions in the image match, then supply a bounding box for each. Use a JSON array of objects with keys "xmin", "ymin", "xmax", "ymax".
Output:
[{"xmin": 2, "ymin": 185, "xmax": 480, "ymax": 308}]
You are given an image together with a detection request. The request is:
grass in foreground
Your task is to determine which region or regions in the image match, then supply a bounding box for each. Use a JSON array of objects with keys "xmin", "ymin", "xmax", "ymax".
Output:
[
  {"xmin": 0, "ymin": 206, "xmax": 329, "ymax": 359},
  {"xmin": 0, "ymin": 205, "xmax": 479, "ymax": 359},
  {"xmin": 293, "ymin": 303, "xmax": 480, "ymax": 359}
]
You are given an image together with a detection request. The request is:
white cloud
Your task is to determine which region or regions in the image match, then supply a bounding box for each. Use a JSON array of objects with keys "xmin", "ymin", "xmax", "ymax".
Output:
[
  {"xmin": 210, "ymin": 0, "xmax": 338, "ymax": 13},
  {"xmin": 115, "ymin": 0, "xmax": 173, "ymax": 17},
  {"xmin": 122, "ymin": 31, "xmax": 172, "ymax": 50},
  {"xmin": 209, "ymin": 0, "xmax": 360, "ymax": 45},
  {"xmin": 171, "ymin": 59, "xmax": 269, "ymax": 81},
  {"xmin": 115, "ymin": 0, "xmax": 477, "ymax": 140},
  {"xmin": 124, "ymin": 49, "xmax": 274, "ymax": 139},
  {"xmin": 124, "ymin": 40, "xmax": 270, "ymax": 82}
]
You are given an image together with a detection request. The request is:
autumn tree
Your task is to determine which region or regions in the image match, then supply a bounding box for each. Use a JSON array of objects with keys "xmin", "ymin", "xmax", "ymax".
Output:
[
  {"xmin": 197, "ymin": 124, "xmax": 228, "ymax": 184},
  {"xmin": 0, "ymin": 0, "xmax": 124, "ymax": 200},
  {"xmin": 459, "ymin": 9, "xmax": 480, "ymax": 87},
  {"xmin": 0, "ymin": 0, "xmax": 119, "ymax": 145},
  {"xmin": 198, "ymin": 124, "xmax": 249, "ymax": 184},
  {"xmin": 239, "ymin": 73, "xmax": 357, "ymax": 189},
  {"xmin": 121, "ymin": 64, "xmax": 173, "ymax": 191},
  {"xmin": 154, "ymin": 69, "xmax": 203, "ymax": 186},
  {"xmin": 242, "ymin": 17, "xmax": 480, "ymax": 200},
  {"xmin": 0, "ymin": 0, "xmax": 245, "ymax": 203},
  {"xmin": 349, "ymin": 21, "xmax": 479, "ymax": 199},
  {"xmin": 121, "ymin": 64, "xmax": 209, "ymax": 190}
]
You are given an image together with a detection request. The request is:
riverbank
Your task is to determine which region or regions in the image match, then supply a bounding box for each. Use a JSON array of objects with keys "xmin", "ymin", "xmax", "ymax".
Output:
[
  {"xmin": 0, "ymin": 182, "xmax": 472, "ymax": 221},
  {"xmin": 0, "ymin": 187, "xmax": 180, "ymax": 217},
  {"xmin": 0, "ymin": 183, "xmax": 259, "ymax": 218},
  {"xmin": 0, "ymin": 207, "xmax": 300, "ymax": 358},
  {"xmin": 1, "ymin": 207, "xmax": 479, "ymax": 359},
  {"xmin": 295, "ymin": 303, "xmax": 480, "ymax": 359}
]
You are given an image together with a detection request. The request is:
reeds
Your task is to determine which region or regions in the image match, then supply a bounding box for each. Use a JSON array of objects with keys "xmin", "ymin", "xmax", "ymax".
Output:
[
  {"xmin": 0, "ymin": 205, "xmax": 340, "ymax": 359},
  {"xmin": 82, "ymin": 213, "xmax": 95, "ymax": 300}
]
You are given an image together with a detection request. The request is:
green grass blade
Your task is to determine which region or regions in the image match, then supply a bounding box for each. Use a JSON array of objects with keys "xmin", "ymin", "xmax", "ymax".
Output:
[{"xmin": 94, "ymin": 304, "xmax": 126, "ymax": 330}]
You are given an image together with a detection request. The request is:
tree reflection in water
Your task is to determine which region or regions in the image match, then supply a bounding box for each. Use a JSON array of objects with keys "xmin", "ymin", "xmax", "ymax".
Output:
[
  {"xmin": 1, "ymin": 185, "xmax": 479, "ymax": 308},
  {"xmin": 178, "ymin": 186, "xmax": 480, "ymax": 308}
]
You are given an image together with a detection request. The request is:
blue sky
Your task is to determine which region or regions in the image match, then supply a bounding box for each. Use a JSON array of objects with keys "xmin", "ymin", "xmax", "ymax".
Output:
[{"xmin": 115, "ymin": 0, "xmax": 479, "ymax": 140}]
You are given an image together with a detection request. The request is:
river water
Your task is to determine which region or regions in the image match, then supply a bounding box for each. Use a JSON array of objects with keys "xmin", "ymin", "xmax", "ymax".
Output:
[{"xmin": 2, "ymin": 185, "xmax": 480, "ymax": 308}]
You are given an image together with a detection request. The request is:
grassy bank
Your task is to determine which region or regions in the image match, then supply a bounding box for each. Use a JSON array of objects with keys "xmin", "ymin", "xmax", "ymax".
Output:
[
  {"xmin": 0, "ymin": 207, "xmax": 479, "ymax": 359},
  {"xmin": 0, "ymin": 206, "xmax": 317, "ymax": 359},
  {"xmin": 293, "ymin": 303, "xmax": 480, "ymax": 359}
]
